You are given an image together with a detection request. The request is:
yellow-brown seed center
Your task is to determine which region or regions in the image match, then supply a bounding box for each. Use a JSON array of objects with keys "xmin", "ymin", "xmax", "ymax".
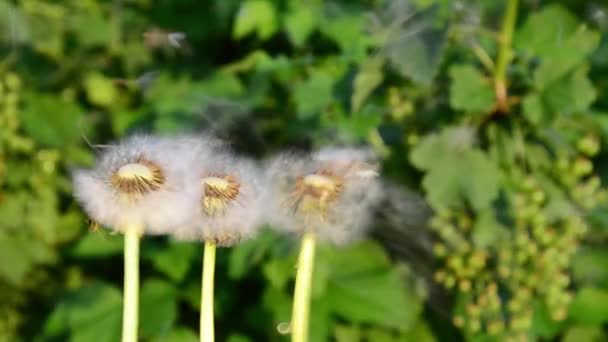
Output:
[
  {"xmin": 293, "ymin": 171, "xmax": 343, "ymax": 217},
  {"xmin": 201, "ymin": 175, "xmax": 240, "ymax": 216},
  {"xmin": 111, "ymin": 158, "xmax": 165, "ymax": 196}
]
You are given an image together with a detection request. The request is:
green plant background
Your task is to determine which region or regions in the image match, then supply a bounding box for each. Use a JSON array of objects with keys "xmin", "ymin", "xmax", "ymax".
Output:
[{"xmin": 1, "ymin": 0, "xmax": 608, "ymax": 341}]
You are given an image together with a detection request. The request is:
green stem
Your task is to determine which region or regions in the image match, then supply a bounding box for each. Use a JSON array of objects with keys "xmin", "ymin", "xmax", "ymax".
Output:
[
  {"xmin": 200, "ymin": 241, "xmax": 217, "ymax": 342},
  {"xmin": 494, "ymin": 0, "xmax": 518, "ymax": 112},
  {"xmin": 122, "ymin": 226, "xmax": 141, "ymax": 342},
  {"xmin": 291, "ymin": 232, "xmax": 317, "ymax": 342}
]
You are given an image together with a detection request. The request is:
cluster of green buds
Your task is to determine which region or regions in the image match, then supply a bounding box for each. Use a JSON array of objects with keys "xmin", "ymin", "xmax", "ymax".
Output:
[
  {"xmin": 557, "ymin": 135, "xmax": 606, "ymax": 209},
  {"xmin": 430, "ymin": 133, "xmax": 602, "ymax": 340},
  {"xmin": 500, "ymin": 175, "xmax": 577, "ymax": 339},
  {"xmin": 430, "ymin": 209, "xmax": 503, "ymax": 336}
]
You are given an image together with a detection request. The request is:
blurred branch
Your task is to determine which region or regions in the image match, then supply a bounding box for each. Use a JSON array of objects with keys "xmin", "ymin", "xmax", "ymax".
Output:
[{"xmin": 494, "ymin": 0, "xmax": 519, "ymax": 113}]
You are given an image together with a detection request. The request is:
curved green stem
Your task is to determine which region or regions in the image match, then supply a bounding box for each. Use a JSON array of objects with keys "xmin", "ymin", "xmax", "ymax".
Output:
[
  {"xmin": 494, "ymin": 0, "xmax": 519, "ymax": 113},
  {"xmin": 200, "ymin": 241, "xmax": 217, "ymax": 342},
  {"xmin": 122, "ymin": 226, "xmax": 141, "ymax": 342},
  {"xmin": 291, "ymin": 232, "xmax": 317, "ymax": 342}
]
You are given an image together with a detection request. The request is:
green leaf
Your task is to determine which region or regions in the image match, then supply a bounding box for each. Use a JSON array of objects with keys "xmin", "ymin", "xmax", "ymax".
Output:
[
  {"xmin": 386, "ymin": 29, "xmax": 446, "ymax": 86},
  {"xmin": 285, "ymin": 6, "xmax": 317, "ymax": 47},
  {"xmin": 515, "ymin": 4, "xmax": 600, "ymax": 90},
  {"xmin": 532, "ymin": 300, "xmax": 565, "ymax": 339},
  {"xmin": 324, "ymin": 241, "xmax": 419, "ymax": 330},
  {"xmin": 21, "ymin": 93, "xmax": 84, "ymax": 148},
  {"xmin": 418, "ymin": 146, "xmax": 500, "ymax": 211},
  {"xmin": 351, "ymin": 57, "xmax": 384, "ymax": 112},
  {"xmin": 262, "ymin": 257, "xmax": 294, "ymax": 289},
  {"xmin": 0, "ymin": 234, "xmax": 37, "ymax": 285},
  {"xmin": 400, "ymin": 319, "xmax": 437, "ymax": 342},
  {"xmin": 229, "ymin": 230, "xmax": 276, "ymax": 279},
  {"xmin": 449, "ymin": 65, "xmax": 495, "ymax": 113},
  {"xmin": 84, "ymin": 73, "xmax": 118, "ymax": 107},
  {"xmin": 562, "ymin": 325, "xmax": 604, "ymax": 342},
  {"xmin": 462, "ymin": 150, "xmax": 501, "ymax": 211},
  {"xmin": 140, "ymin": 279, "xmax": 178, "ymax": 338},
  {"xmin": 150, "ymin": 242, "xmax": 196, "ymax": 282},
  {"xmin": 522, "ymin": 93, "xmax": 546, "ymax": 126},
  {"xmin": 70, "ymin": 233, "xmax": 123, "ymax": 258},
  {"xmin": 48, "ymin": 282, "xmax": 123, "ymax": 342},
  {"xmin": 569, "ymin": 287, "xmax": 608, "ymax": 324},
  {"xmin": 472, "ymin": 210, "xmax": 508, "ymax": 248},
  {"xmin": 327, "ymin": 268, "xmax": 420, "ymax": 330},
  {"xmin": 0, "ymin": 233, "xmax": 55, "ymax": 285},
  {"xmin": 542, "ymin": 65, "xmax": 597, "ymax": 114},
  {"xmin": 226, "ymin": 334, "xmax": 252, "ymax": 342},
  {"xmin": 294, "ymin": 71, "xmax": 334, "ymax": 119},
  {"xmin": 320, "ymin": 13, "xmax": 367, "ymax": 61},
  {"xmin": 572, "ymin": 248, "xmax": 608, "ymax": 287},
  {"xmin": 233, "ymin": 0, "xmax": 277, "ymax": 40},
  {"xmin": 334, "ymin": 324, "xmax": 362, "ymax": 342},
  {"xmin": 71, "ymin": 13, "xmax": 117, "ymax": 47},
  {"xmin": 152, "ymin": 327, "xmax": 198, "ymax": 342}
]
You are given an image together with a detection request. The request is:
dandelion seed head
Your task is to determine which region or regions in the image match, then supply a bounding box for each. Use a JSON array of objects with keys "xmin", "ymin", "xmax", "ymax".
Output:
[
  {"xmin": 73, "ymin": 134, "xmax": 222, "ymax": 235},
  {"xmin": 174, "ymin": 153, "xmax": 264, "ymax": 247},
  {"xmin": 264, "ymin": 146, "xmax": 382, "ymax": 245}
]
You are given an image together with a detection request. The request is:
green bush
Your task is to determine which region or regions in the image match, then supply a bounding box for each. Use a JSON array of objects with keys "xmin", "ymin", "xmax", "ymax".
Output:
[{"xmin": 1, "ymin": 0, "xmax": 608, "ymax": 341}]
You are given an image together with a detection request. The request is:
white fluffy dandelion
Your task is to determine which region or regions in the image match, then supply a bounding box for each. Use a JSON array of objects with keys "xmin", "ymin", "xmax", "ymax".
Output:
[
  {"xmin": 175, "ymin": 152, "xmax": 265, "ymax": 246},
  {"xmin": 263, "ymin": 146, "xmax": 381, "ymax": 342},
  {"xmin": 264, "ymin": 146, "xmax": 381, "ymax": 245},
  {"xmin": 73, "ymin": 134, "xmax": 222, "ymax": 235},
  {"xmin": 170, "ymin": 149, "xmax": 264, "ymax": 342},
  {"xmin": 72, "ymin": 133, "xmax": 221, "ymax": 342}
]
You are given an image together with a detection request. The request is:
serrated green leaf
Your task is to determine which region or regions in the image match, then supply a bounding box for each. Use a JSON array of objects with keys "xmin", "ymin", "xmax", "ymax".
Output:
[
  {"xmin": 233, "ymin": 0, "xmax": 277, "ymax": 40},
  {"xmin": 449, "ymin": 65, "xmax": 495, "ymax": 113},
  {"xmin": 542, "ymin": 65, "xmax": 597, "ymax": 114},
  {"xmin": 515, "ymin": 4, "xmax": 600, "ymax": 90}
]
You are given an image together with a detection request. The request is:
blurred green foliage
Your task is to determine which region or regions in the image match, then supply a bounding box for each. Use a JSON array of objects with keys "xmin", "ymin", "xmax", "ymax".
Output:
[{"xmin": 1, "ymin": 0, "xmax": 608, "ymax": 341}]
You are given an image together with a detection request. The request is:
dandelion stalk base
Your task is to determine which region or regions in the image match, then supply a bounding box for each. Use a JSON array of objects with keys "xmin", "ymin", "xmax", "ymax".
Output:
[
  {"xmin": 291, "ymin": 231, "xmax": 317, "ymax": 342},
  {"xmin": 200, "ymin": 241, "xmax": 217, "ymax": 342},
  {"xmin": 122, "ymin": 226, "xmax": 141, "ymax": 342}
]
